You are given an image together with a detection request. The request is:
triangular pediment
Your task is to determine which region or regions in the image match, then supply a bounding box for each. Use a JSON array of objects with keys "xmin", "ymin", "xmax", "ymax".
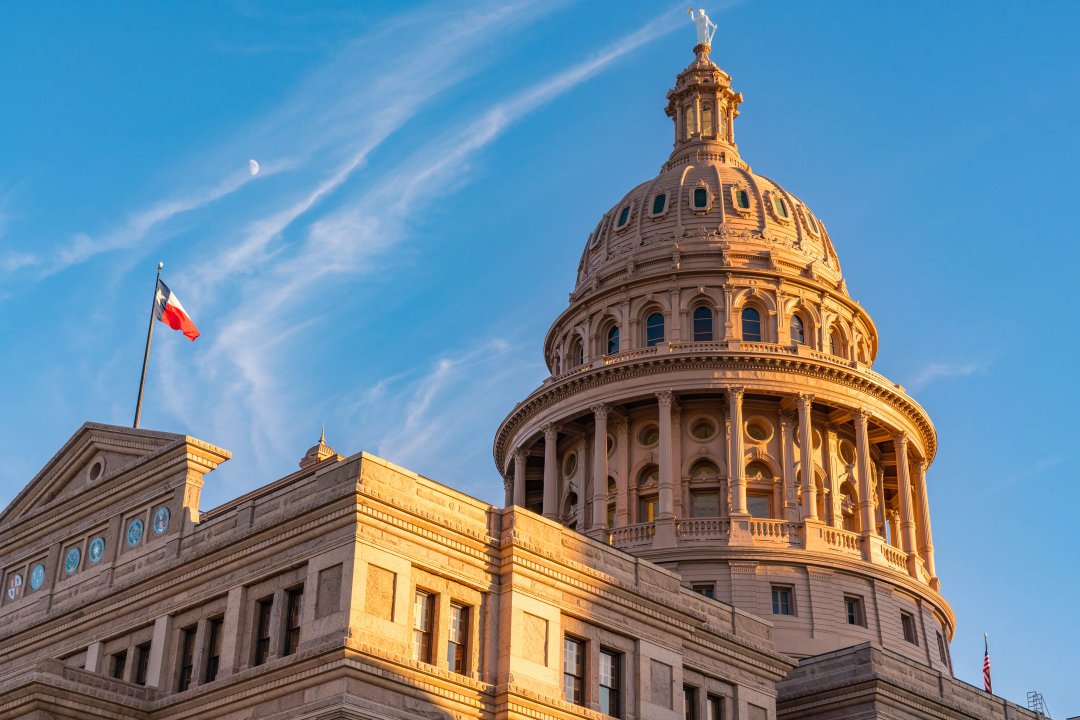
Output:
[{"xmin": 0, "ymin": 422, "xmax": 187, "ymax": 527}]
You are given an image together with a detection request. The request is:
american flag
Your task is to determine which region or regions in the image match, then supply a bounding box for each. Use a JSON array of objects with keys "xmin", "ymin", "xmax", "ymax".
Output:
[{"xmin": 983, "ymin": 634, "xmax": 992, "ymax": 693}]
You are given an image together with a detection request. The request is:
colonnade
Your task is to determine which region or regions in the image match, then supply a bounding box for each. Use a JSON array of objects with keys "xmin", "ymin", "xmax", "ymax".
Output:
[{"xmin": 506, "ymin": 388, "xmax": 937, "ymax": 584}]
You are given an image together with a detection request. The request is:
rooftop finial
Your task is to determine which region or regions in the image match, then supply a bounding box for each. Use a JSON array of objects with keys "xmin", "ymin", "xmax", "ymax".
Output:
[
  {"xmin": 688, "ymin": 7, "xmax": 717, "ymax": 51},
  {"xmin": 320, "ymin": 421, "xmax": 326, "ymax": 444}
]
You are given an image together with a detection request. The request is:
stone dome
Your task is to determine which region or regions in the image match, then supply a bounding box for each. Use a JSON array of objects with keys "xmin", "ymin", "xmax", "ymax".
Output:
[{"xmin": 495, "ymin": 42, "xmax": 951, "ymax": 668}]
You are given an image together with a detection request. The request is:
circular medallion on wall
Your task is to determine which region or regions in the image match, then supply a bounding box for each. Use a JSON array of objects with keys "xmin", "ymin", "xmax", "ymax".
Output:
[
  {"xmin": 744, "ymin": 417, "xmax": 774, "ymax": 444},
  {"xmin": 152, "ymin": 507, "xmax": 170, "ymax": 536},
  {"xmin": 127, "ymin": 518, "xmax": 144, "ymax": 547},
  {"xmin": 6, "ymin": 572, "xmax": 23, "ymax": 601},
  {"xmin": 29, "ymin": 564, "xmax": 45, "ymax": 591},
  {"xmin": 88, "ymin": 536, "xmax": 106, "ymax": 564},
  {"xmin": 689, "ymin": 417, "xmax": 717, "ymax": 442},
  {"xmin": 64, "ymin": 547, "xmax": 81, "ymax": 574},
  {"xmin": 562, "ymin": 453, "xmax": 577, "ymax": 478},
  {"xmin": 637, "ymin": 424, "xmax": 660, "ymax": 447},
  {"xmin": 88, "ymin": 459, "xmax": 105, "ymax": 483}
]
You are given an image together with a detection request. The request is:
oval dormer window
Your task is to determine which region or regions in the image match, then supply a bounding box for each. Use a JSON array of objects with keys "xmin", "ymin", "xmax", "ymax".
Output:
[
  {"xmin": 803, "ymin": 209, "xmax": 820, "ymax": 235},
  {"xmin": 617, "ymin": 205, "xmax": 631, "ymax": 228},
  {"xmin": 771, "ymin": 195, "xmax": 790, "ymax": 220},
  {"xmin": 693, "ymin": 187, "xmax": 708, "ymax": 209},
  {"xmin": 652, "ymin": 193, "xmax": 667, "ymax": 215},
  {"xmin": 735, "ymin": 188, "xmax": 751, "ymax": 210}
]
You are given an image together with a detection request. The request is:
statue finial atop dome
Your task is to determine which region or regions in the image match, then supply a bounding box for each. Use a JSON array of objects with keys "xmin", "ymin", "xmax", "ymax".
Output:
[{"xmin": 688, "ymin": 7, "xmax": 717, "ymax": 52}]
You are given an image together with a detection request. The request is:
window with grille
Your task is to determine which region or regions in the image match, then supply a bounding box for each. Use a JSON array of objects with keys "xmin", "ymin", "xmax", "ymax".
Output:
[
  {"xmin": 563, "ymin": 636, "xmax": 585, "ymax": 705},
  {"xmin": 447, "ymin": 603, "xmax": 470, "ymax": 674},
  {"xmin": 845, "ymin": 595, "xmax": 866, "ymax": 627},
  {"xmin": 599, "ymin": 649, "xmax": 622, "ymax": 717},
  {"xmin": 413, "ymin": 590, "xmax": 435, "ymax": 663},
  {"xmin": 772, "ymin": 586, "xmax": 794, "ymax": 615}
]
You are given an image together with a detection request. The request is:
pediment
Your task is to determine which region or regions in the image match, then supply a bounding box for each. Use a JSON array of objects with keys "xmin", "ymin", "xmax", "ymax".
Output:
[{"xmin": 0, "ymin": 422, "xmax": 187, "ymax": 527}]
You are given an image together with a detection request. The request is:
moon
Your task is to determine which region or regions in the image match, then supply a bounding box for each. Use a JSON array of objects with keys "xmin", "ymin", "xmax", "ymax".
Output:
[{"xmin": 248, "ymin": 159, "xmax": 260, "ymax": 176}]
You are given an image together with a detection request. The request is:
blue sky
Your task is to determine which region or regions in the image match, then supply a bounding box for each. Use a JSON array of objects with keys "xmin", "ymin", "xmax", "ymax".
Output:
[{"xmin": 1, "ymin": 1, "xmax": 1077, "ymax": 710}]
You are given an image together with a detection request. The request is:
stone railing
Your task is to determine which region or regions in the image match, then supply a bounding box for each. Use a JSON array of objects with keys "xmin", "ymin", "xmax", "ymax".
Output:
[
  {"xmin": 602, "ymin": 346, "xmax": 659, "ymax": 365},
  {"xmin": 607, "ymin": 522, "xmax": 655, "ymax": 549},
  {"xmin": 881, "ymin": 543, "xmax": 909, "ymax": 572},
  {"xmin": 676, "ymin": 517, "xmax": 730, "ymax": 541},
  {"xmin": 819, "ymin": 526, "xmax": 861, "ymax": 555},
  {"xmin": 748, "ymin": 518, "xmax": 801, "ymax": 545},
  {"xmin": 735, "ymin": 342, "xmax": 798, "ymax": 356}
]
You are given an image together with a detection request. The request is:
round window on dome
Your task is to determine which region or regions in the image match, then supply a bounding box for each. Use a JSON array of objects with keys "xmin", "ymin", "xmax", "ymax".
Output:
[
  {"xmin": 690, "ymin": 417, "xmax": 717, "ymax": 441},
  {"xmin": 563, "ymin": 452, "xmax": 577, "ymax": 478},
  {"xmin": 745, "ymin": 418, "xmax": 773, "ymax": 443},
  {"xmin": 637, "ymin": 424, "xmax": 660, "ymax": 447}
]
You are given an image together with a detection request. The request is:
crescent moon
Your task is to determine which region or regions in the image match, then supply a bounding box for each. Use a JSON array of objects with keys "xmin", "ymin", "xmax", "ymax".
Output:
[{"xmin": 249, "ymin": 159, "xmax": 260, "ymax": 176}]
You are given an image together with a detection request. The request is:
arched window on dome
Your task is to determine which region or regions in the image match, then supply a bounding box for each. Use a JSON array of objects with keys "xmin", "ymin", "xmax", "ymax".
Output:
[
  {"xmin": 568, "ymin": 336, "xmax": 584, "ymax": 368},
  {"xmin": 645, "ymin": 313, "xmax": 665, "ymax": 347},
  {"xmin": 741, "ymin": 307, "xmax": 762, "ymax": 342},
  {"xmin": 684, "ymin": 104, "xmax": 696, "ymax": 139},
  {"xmin": 790, "ymin": 315, "xmax": 806, "ymax": 345},
  {"xmin": 839, "ymin": 481, "xmax": 860, "ymax": 532},
  {"xmin": 606, "ymin": 324, "xmax": 620, "ymax": 355},
  {"xmin": 692, "ymin": 305, "xmax": 714, "ymax": 342},
  {"xmin": 829, "ymin": 327, "xmax": 846, "ymax": 359},
  {"xmin": 636, "ymin": 465, "xmax": 659, "ymax": 523},
  {"xmin": 616, "ymin": 205, "xmax": 631, "ymax": 228},
  {"xmin": 701, "ymin": 102, "xmax": 714, "ymax": 138}
]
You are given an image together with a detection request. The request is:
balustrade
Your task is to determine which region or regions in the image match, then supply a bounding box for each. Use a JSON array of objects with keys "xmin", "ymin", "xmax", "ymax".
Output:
[
  {"xmin": 881, "ymin": 543, "xmax": 908, "ymax": 572},
  {"xmin": 819, "ymin": 526, "xmax": 861, "ymax": 555},
  {"xmin": 676, "ymin": 517, "xmax": 730, "ymax": 540},
  {"xmin": 607, "ymin": 522, "xmax": 655, "ymax": 549},
  {"xmin": 747, "ymin": 518, "xmax": 801, "ymax": 545}
]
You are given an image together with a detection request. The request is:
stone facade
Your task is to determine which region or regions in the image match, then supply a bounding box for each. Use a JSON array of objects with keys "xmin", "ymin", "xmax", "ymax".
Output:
[{"xmin": 0, "ymin": 423, "xmax": 791, "ymax": 719}]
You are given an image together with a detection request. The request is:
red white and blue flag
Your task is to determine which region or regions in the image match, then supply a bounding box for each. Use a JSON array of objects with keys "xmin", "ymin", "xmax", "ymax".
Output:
[
  {"xmin": 982, "ymin": 634, "xmax": 992, "ymax": 693},
  {"xmin": 154, "ymin": 280, "xmax": 200, "ymax": 341}
]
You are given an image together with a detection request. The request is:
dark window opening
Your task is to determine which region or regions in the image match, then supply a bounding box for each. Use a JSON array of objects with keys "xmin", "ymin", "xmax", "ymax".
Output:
[
  {"xmin": 283, "ymin": 586, "xmax": 303, "ymax": 656},
  {"xmin": 205, "ymin": 616, "xmax": 224, "ymax": 682},
  {"xmin": 692, "ymin": 306, "xmax": 714, "ymax": 341},
  {"xmin": 109, "ymin": 650, "xmax": 127, "ymax": 680},
  {"xmin": 178, "ymin": 625, "xmax": 197, "ymax": 691},
  {"xmin": 741, "ymin": 307, "xmax": 762, "ymax": 342},
  {"xmin": 254, "ymin": 597, "xmax": 273, "ymax": 666},
  {"xmin": 693, "ymin": 187, "xmax": 708, "ymax": 208},
  {"xmin": 607, "ymin": 325, "xmax": 620, "ymax": 355},
  {"xmin": 645, "ymin": 312, "xmax": 665, "ymax": 347},
  {"xmin": 134, "ymin": 643, "xmax": 151, "ymax": 686},
  {"xmin": 652, "ymin": 193, "xmax": 667, "ymax": 215}
]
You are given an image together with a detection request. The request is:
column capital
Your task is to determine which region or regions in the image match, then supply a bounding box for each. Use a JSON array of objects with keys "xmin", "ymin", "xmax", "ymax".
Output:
[
  {"xmin": 893, "ymin": 431, "xmax": 909, "ymax": 450},
  {"xmin": 513, "ymin": 448, "xmax": 528, "ymax": 462},
  {"xmin": 853, "ymin": 407, "xmax": 871, "ymax": 425},
  {"xmin": 797, "ymin": 392, "xmax": 814, "ymax": 407},
  {"xmin": 916, "ymin": 460, "xmax": 927, "ymax": 475},
  {"xmin": 541, "ymin": 423, "xmax": 561, "ymax": 440},
  {"xmin": 656, "ymin": 390, "xmax": 674, "ymax": 408},
  {"xmin": 591, "ymin": 403, "xmax": 610, "ymax": 421},
  {"xmin": 727, "ymin": 386, "xmax": 745, "ymax": 402}
]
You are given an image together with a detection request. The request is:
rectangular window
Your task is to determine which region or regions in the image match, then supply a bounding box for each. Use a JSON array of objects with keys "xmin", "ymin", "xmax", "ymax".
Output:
[
  {"xmin": 692, "ymin": 583, "xmax": 715, "ymax": 599},
  {"xmin": 134, "ymin": 643, "xmax": 151, "ymax": 686},
  {"xmin": 109, "ymin": 650, "xmax": 127, "ymax": 680},
  {"xmin": 177, "ymin": 625, "xmax": 197, "ymax": 691},
  {"xmin": 901, "ymin": 611, "xmax": 918, "ymax": 645},
  {"xmin": 563, "ymin": 636, "xmax": 585, "ymax": 705},
  {"xmin": 639, "ymin": 496, "xmax": 658, "ymax": 523},
  {"xmin": 771, "ymin": 586, "xmax": 794, "ymax": 616},
  {"xmin": 707, "ymin": 694, "xmax": 724, "ymax": 720},
  {"xmin": 447, "ymin": 603, "xmax": 470, "ymax": 675},
  {"xmin": 691, "ymin": 492, "xmax": 720, "ymax": 518},
  {"xmin": 413, "ymin": 590, "xmax": 435, "ymax": 663},
  {"xmin": 254, "ymin": 596, "xmax": 273, "ymax": 666},
  {"xmin": 283, "ymin": 586, "xmax": 303, "ymax": 656},
  {"xmin": 844, "ymin": 595, "xmax": 866, "ymax": 627},
  {"xmin": 599, "ymin": 649, "xmax": 622, "ymax": 718},
  {"xmin": 684, "ymin": 685, "xmax": 699, "ymax": 720},
  {"xmin": 204, "ymin": 616, "xmax": 223, "ymax": 682},
  {"xmin": 746, "ymin": 494, "xmax": 771, "ymax": 519}
]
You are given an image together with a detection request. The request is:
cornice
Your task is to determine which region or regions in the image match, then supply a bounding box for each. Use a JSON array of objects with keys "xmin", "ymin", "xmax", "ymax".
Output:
[{"xmin": 495, "ymin": 352, "xmax": 935, "ymax": 470}]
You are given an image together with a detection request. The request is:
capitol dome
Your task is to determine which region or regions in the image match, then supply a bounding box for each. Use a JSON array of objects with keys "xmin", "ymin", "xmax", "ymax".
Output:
[{"xmin": 495, "ymin": 43, "xmax": 954, "ymax": 669}]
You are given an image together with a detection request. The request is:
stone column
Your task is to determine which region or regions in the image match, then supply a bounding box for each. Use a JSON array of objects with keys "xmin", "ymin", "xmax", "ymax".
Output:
[
  {"xmin": 824, "ymin": 424, "xmax": 840, "ymax": 527},
  {"xmin": 591, "ymin": 404, "xmax": 609, "ymax": 529},
  {"xmin": 722, "ymin": 285, "xmax": 735, "ymax": 339},
  {"xmin": 542, "ymin": 424, "xmax": 559, "ymax": 520},
  {"xmin": 853, "ymin": 409, "xmax": 875, "ymax": 558},
  {"xmin": 797, "ymin": 393, "xmax": 817, "ymax": 521},
  {"xmin": 671, "ymin": 403, "xmax": 683, "ymax": 517},
  {"xmin": 779, "ymin": 411, "xmax": 796, "ymax": 521},
  {"xmin": 615, "ymin": 418, "xmax": 629, "ymax": 526},
  {"xmin": 513, "ymin": 449, "xmax": 527, "ymax": 507},
  {"xmin": 728, "ymin": 388, "xmax": 747, "ymax": 514},
  {"xmin": 894, "ymin": 433, "xmax": 918, "ymax": 576},
  {"xmin": 916, "ymin": 461, "xmax": 939, "ymax": 588},
  {"xmin": 657, "ymin": 391, "xmax": 675, "ymax": 519}
]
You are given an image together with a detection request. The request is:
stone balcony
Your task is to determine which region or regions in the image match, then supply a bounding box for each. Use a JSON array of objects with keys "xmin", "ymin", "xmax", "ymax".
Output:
[{"xmin": 605, "ymin": 516, "xmax": 934, "ymax": 587}]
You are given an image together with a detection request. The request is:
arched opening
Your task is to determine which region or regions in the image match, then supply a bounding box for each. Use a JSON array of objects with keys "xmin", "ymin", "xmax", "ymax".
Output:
[
  {"xmin": 689, "ymin": 460, "xmax": 722, "ymax": 518},
  {"xmin": 829, "ymin": 327, "xmax": 845, "ymax": 358},
  {"xmin": 839, "ymin": 481, "xmax": 860, "ymax": 532},
  {"xmin": 692, "ymin": 305, "xmax": 714, "ymax": 341},
  {"xmin": 568, "ymin": 336, "xmax": 584, "ymax": 368},
  {"xmin": 684, "ymin": 104, "xmax": 696, "ymax": 139},
  {"xmin": 645, "ymin": 312, "xmax": 665, "ymax": 347},
  {"xmin": 606, "ymin": 324, "xmax": 620, "ymax": 355},
  {"xmin": 790, "ymin": 314, "xmax": 806, "ymax": 345},
  {"xmin": 741, "ymin": 307, "xmax": 762, "ymax": 342},
  {"xmin": 701, "ymin": 102, "xmax": 714, "ymax": 137},
  {"xmin": 636, "ymin": 465, "xmax": 659, "ymax": 523}
]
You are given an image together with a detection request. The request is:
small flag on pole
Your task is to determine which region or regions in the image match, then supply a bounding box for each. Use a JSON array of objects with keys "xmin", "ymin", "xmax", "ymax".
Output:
[
  {"xmin": 154, "ymin": 279, "xmax": 200, "ymax": 341},
  {"xmin": 983, "ymin": 633, "xmax": 992, "ymax": 693}
]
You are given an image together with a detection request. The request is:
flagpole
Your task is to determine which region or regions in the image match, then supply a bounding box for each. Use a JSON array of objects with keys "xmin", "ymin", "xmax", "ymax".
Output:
[{"xmin": 133, "ymin": 261, "xmax": 164, "ymax": 429}]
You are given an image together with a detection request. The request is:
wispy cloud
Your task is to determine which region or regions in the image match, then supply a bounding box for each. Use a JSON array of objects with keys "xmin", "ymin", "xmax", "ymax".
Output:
[{"xmin": 907, "ymin": 361, "xmax": 988, "ymax": 390}]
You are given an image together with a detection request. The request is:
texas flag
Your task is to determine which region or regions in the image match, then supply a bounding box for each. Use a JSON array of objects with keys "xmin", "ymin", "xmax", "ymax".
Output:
[{"xmin": 154, "ymin": 280, "xmax": 200, "ymax": 341}]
